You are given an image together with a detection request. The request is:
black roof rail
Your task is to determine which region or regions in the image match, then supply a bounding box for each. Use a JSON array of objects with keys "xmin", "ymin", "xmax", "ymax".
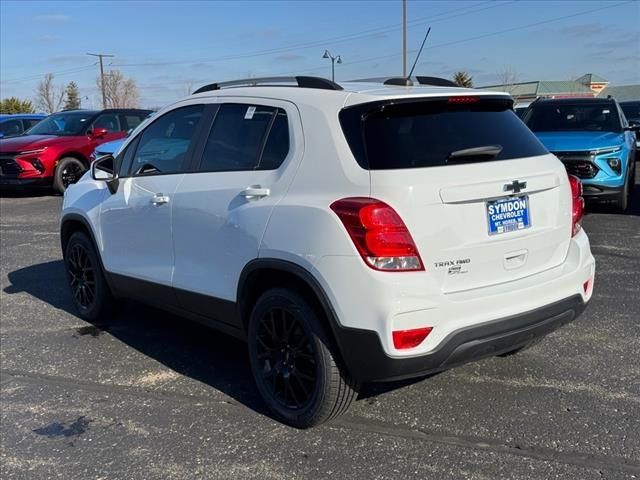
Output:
[
  {"xmin": 383, "ymin": 77, "xmax": 414, "ymax": 86},
  {"xmin": 357, "ymin": 76, "xmax": 459, "ymax": 88},
  {"xmin": 415, "ymin": 76, "xmax": 458, "ymax": 87},
  {"xmin": 192, "ymin": 76, "xmax": 343, "ymax": 94}
]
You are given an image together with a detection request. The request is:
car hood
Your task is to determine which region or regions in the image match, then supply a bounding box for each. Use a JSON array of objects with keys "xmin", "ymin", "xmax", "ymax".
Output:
[
  {"xmin": 534, "ymin": 131, "xmax": 625, "ymax": 152},
  {"xmin": 0, "ymin": 134, "xmax": 71, "ymax": 153},
  {"xmin": 95, "ymin": 138, "xmax": 125, "ymax": 154}
]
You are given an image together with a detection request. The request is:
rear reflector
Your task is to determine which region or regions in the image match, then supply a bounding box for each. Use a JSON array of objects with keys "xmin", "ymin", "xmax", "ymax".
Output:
[
  {"xmin": 330, "ymin": 197, "xmax": 424, "ymax": 271},
  {"xmin": 568, "ymin": 174, "xmax": 584, "ymax": 237},
  {"xmin": 448, "ymin": 96, "xmax": 480, "ymax": 104},
  {"xmin": 393, "ymin": 327, "xmax": 433, "ymax": 349}
]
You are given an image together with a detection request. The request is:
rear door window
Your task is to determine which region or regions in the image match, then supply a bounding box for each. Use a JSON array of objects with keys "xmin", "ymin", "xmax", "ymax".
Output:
[
  {"xmin": 340, "ymin": 97, "xmax": 548, "ymax": 170},
  {"xmin": 197, "ymin": 104, "xmax": 289, "ymax": 172}
]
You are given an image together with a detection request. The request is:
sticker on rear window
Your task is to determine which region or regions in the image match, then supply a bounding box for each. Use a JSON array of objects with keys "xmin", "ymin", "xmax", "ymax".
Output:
[{"xmin": 245, "ymin": 106, "xmax": 256, "ymax": 120}]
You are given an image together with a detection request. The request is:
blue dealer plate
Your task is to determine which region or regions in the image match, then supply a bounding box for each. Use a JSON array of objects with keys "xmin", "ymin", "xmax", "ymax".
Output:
[{"xmin": 486, "ymin": 195, "xmax": 531, "ymax": 235}]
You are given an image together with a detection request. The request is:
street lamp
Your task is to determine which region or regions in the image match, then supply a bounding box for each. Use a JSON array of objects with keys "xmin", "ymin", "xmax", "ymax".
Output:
[{"xmin": 322, "ymin": 49, "xmax": 342, "ymax": 82}]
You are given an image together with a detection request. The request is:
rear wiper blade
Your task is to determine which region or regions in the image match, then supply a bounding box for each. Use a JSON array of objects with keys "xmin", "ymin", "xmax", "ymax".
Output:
[{"xmin": 447, "ymin": 145, "xmax": 503, "ymax": 162}]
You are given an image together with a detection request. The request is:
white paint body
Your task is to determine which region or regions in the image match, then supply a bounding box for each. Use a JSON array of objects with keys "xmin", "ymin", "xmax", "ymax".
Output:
[{"xmin": 63, "ymin": 82, "xmax": 596, "ymax": 357}]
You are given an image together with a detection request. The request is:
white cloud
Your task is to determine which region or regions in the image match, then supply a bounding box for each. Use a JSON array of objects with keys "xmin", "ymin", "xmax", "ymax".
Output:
[{"xmin": 34, "ymin": 14, "xmax": 71, "ymax": 23}]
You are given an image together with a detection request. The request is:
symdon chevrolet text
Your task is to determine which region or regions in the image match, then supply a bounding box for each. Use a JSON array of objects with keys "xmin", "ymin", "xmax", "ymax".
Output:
[{"xmin": 60, "ymin": 76, "xmax": 595, "ymax": 428}]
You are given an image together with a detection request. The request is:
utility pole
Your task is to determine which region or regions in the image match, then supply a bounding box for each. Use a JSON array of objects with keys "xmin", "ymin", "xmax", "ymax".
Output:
[
  {"xmin": 87, "ymin": 52, "xmax": 114, "ymax": 108},
  {"xmin": 402, "ymin": 0, "xmax": 407, "ymax": 77}
]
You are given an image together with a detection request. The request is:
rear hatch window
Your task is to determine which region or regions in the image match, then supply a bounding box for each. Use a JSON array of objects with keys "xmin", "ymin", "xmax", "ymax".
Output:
[{"xmin": 340, "ymin": 96, "xmax": 547, "ymax": 170}]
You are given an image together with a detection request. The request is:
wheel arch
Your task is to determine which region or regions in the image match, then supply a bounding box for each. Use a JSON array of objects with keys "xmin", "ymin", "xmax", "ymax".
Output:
[
  {"xmin": 60, "ymin": 213, "xmax": 99, "ymax": 258},
  {"xmin": 237, "ymin": 259, "xmax": 346, "ymax": 359},
  {"xmin": 58, "ymin": 151, "xmax": 90, "ymax": 168}
]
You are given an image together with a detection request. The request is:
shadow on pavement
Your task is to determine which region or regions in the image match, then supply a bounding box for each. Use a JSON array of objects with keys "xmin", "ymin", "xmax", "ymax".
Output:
[{"xmin": 4, "ymin": 260, "xmax": 424, "ymax": 420}]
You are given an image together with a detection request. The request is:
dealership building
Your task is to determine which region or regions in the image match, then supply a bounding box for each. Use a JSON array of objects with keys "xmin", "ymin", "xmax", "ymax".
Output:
[{"xmin": 478, "ymin": 73, "xmax": 639, "ymax": 106}]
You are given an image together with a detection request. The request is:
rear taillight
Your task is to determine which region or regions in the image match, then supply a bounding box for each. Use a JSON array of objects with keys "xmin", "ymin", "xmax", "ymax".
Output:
[
  {"xmin": 393, "ymin": 327, "xmax": 433, "ymax": 349},
  {"xmin": 330, "ymin": 197, "xmax": 424, "ymax": 271},
  {"xmin": 568, "ymin": 174, "xmax": 584, "ymax": 237}
]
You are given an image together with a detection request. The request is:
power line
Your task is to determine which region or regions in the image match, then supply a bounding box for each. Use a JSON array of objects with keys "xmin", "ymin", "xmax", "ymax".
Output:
[
  {"xmin": 2, "ymin": 64, "xmax": 97, "ymax": 84},
  {"xmin": 276, "ymin": 0, "xmax": 634, "ymax": 78},
  {"xmin": 109, "ymin": 1, "xmax": 507, "ymax": 68}
]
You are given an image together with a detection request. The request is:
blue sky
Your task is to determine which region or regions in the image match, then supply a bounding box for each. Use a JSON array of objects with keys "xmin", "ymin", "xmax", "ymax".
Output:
[{"xmin": 1, "ymin": 0, "xmax": 638, "ymax": 108}]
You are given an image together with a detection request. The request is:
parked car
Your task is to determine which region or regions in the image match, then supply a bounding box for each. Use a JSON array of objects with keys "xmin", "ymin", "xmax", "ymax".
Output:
[
  {"xmin": 0, "ymin": 113, "xmax": 46, "ymax": 138},
  {"xmin": 89, "ymin": 113, "xmax": 155, "ymax": 162},
  {"xmin": 0, "ymin": 108, "xmax": 151, "ymax": 193},
  {"xmin": 523, "ymin": 98, "xmax": 638, "ymax": 211},
  {"xmin": 61, "ymin": 76, "xmax": 595, "ymax": 428}
]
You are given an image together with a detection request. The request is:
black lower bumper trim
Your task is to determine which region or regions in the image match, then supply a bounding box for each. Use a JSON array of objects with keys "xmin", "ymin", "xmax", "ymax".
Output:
[
  {"xmin": 581, "ymin": 183, "xmax": 622, "ymax": 199},
  {"xmin": 0, "ymin": 177, "xmax": 52, "ymax": 188},
  {"xmin": 335, "ymin": 295, "xmax": 587, "ymax": 383}
]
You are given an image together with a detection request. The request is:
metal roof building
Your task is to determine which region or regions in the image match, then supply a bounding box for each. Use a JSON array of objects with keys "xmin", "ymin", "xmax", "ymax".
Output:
[{"xmin": 478, "ymin": 73, "xmax": 638, "ymax": 105}]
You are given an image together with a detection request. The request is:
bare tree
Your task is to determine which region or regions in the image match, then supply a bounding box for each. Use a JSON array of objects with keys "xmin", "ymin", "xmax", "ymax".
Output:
[
  {"xmin": 35, "ymin": 73, "xmax": 65, "ymax": 113},
  {"xmin": 97, "ymin": 70, "xmax": 140, "ymax": 108},
  {"xmin": 496, "ymin": 67, "xmax": 519, "ymax": 88}
]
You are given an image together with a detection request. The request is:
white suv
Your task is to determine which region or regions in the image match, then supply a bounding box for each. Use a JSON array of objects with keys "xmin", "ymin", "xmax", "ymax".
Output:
[{"xmin": 61, "ymin": 76, "xmax": 595, "ymax": 428}]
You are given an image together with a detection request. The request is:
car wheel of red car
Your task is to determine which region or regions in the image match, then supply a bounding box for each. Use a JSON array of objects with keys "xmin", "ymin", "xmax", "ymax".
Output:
[{"xmin": 54, "ymin": 157, "xmax": 87, "ymax": 194}]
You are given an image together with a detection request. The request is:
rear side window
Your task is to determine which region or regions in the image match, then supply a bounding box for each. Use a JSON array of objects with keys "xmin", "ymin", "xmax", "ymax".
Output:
[
  {"xmin": 121, "ymin": 114, "xmax": 145, "ymax": 131},
  {"xmin": 131, "ymin": 105, "xmax": 204, "ymax": 176},
  {"xmin": 340, "ymin": 97, "xmax": 548, "ymax": 170},
  {"xmin": 198, "ymin": 104, "xmax": 289, "ymax": 172}
]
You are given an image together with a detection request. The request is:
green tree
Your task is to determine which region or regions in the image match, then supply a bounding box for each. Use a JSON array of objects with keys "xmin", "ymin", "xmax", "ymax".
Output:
[
  {"xmin": 453, "ymin": 71, "xmax": 474, "ymax": 88},
  {"xmin": 64, "ymin": 81, "xmax": 81, "ymax": 110},
  {"xmin": 0, "ymin": 97, "xmax": 35, "ymax": 114}
]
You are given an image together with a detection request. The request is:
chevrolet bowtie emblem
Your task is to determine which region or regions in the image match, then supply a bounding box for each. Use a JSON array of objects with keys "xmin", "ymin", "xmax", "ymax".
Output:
[{"xmin": 504, "ymin": 180, "xmax": 527, "ymax": 194}]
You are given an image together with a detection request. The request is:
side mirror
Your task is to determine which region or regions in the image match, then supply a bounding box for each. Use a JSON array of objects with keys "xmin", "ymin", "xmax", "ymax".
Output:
[
  {"xmin": 91, "ymin": 154, "xmax": 119, "ymax": 194},
  {"xmin": 625, "ymin": 124, "xmax": 640, "ymax": 132},
  {"xmin": 89, "ymin": 127, "xmax": 109, "ymax": 139}
]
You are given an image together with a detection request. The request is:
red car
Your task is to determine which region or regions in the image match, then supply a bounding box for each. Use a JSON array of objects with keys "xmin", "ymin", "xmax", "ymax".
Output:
[{"xmin": 0, "ymin": 108, "xmax": 151, "ymax": 193}]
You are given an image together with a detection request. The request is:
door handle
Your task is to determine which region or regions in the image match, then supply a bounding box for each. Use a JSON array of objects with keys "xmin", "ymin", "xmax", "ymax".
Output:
[
  {"xmin": 151, "ymin": 193, "xmax": 170, "ymax": 206},
  {"xmin": 241, "ymin": 185, "xmax": 270, "ymax": 200}
]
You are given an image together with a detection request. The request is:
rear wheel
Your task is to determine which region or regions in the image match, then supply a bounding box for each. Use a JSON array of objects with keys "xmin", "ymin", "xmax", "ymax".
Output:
[
  {"xmin": 64, "ymin": 231, "xmax": 112, "ymax": 322},
  {"xmin": 247, "ymin": 288, "xmax": 358, "ymax": 428},
  {"xmin": 54, "ymin": 157, "xmax": 87, "ymax": 194}
]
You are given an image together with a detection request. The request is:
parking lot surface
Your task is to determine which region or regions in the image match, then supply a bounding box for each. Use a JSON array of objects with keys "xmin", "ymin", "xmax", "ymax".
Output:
[{"xmin": 1, "ymin": 177, "xmax": 639, "ymax": 480}]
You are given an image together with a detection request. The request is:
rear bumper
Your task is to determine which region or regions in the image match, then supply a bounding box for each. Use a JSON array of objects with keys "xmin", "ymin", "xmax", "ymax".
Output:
[{"xmin": 335, "ymin": 294, "xmax": 586, "ymax": 383}]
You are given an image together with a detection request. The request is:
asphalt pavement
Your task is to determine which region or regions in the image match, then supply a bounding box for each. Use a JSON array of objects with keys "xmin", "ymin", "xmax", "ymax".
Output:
[{"xmin": 1, "ymin": 175, "xmax": 639, "ymax": 480}]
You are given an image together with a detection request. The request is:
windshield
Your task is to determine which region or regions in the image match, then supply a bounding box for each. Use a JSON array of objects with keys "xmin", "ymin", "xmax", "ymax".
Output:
[
  {"xmin": 524, "ymin": 102, "xmax": 622, "ymax": 133},
  {"xmin": 621, "ymin": 102, "xmax": 639, "ymax": 121},
  {"xmin": 25, "ymin": 112, "xmax": 95, "ymax": 136}
]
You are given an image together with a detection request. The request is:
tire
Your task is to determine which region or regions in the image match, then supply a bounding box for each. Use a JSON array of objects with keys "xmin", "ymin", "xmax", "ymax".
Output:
[
  {"xmin": 612, "ymin": 175, "xmax": 629, "ymax": 213},
  {"xmin": 53, "ymin": 157, "xmax": 87, "ymax": 194},
  {"xmin": 63, "ymin": 231, "xmax": 112, "ymax": 322},
  {"xmin": 247, "ymin": 288, "xmax": 358, "ymax": 428}
]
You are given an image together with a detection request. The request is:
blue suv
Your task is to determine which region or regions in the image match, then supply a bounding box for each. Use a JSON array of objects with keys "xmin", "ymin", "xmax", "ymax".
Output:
[
  {"xmin": 0, "ymin": 113, "xmax": 46, "ymax": 138},
  {"xmin": 524, "ymin": 98, "xmax": 638, "ymax": 211}
]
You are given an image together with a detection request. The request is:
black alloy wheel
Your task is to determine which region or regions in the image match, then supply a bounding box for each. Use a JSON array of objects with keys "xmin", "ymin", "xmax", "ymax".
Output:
[
  {"xmin": 248, "ymin": 288, "xmax": 358, "ymax": 428},
  {"xmin": 64, "ymin": 231, "xmax": 112, "ymax": 321},
  {"xmin": 255, "ymin": 307, "xmax": 318, "ymax": 410},
  {"xmin": 61, "ymin": 161, "xmax": 85, "ymax": 188},
  {"xmin": 67, "ymin": 243, "xmax": 97, "ymax": 310}
]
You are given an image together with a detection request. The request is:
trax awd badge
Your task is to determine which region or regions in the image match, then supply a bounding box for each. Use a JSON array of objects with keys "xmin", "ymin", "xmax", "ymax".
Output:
[{"xmin": 434, "ymin": 258, "xmax": 471, "ymax": 275}]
